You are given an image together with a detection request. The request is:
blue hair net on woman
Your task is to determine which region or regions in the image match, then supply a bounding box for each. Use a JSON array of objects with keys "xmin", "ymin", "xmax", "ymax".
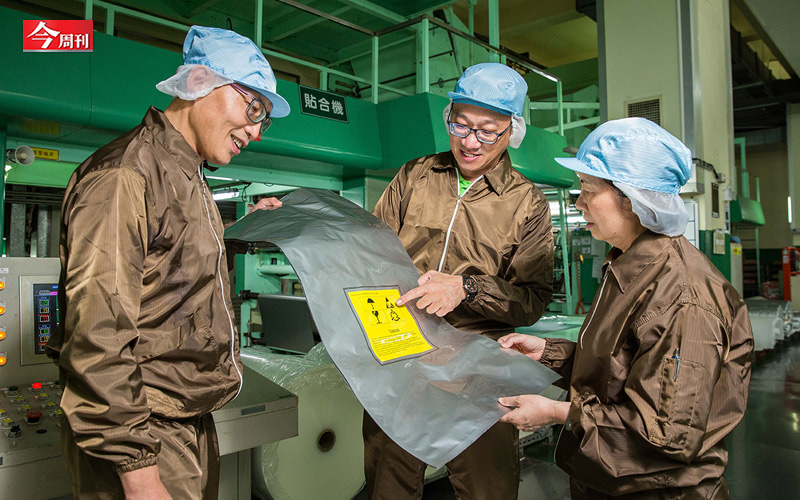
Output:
[{"xmin": 555, "ymin": 118, "xmax": 693, "ymax": 236}]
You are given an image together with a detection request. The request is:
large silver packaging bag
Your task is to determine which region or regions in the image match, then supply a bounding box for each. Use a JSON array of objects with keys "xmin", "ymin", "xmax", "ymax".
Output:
[{"xmin": 225, "ymin": 188, "xmax": 558, "ymax": 467}]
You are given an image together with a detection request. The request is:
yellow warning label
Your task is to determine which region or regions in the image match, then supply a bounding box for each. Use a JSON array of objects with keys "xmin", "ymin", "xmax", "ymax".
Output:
[
  {"xmin": 346, "ymin": 288, "xmax": 435, "ymax": 364},
  {"xmin": 31, "ymin": 147, "xmax": 59, "ymax": 161}
]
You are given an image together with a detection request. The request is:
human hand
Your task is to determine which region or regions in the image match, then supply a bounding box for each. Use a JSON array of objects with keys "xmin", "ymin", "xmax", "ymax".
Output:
[
  {"xmin": 497, "ymin": 333, "xmax": 546, "ymax": 361},
  {"xmin": 498, "ymin": 395, "xmax": 570, "ymax": 432},
  {"xmin": 396, "ymin": 271, "xmax": 466, "ymax": 317},
  {"xmin": 118, "ymin": 465, "xmax": 173, "ymax": 500},
  {"xmin": 247, "ymin": 196, "xmax": 282, "ymax": 214}
]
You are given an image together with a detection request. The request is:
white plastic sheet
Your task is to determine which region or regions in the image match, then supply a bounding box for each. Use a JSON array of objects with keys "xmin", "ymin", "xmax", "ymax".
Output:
[{"xmin": 226, "ymin": 188, "xmax": 558, "ymax": 467}]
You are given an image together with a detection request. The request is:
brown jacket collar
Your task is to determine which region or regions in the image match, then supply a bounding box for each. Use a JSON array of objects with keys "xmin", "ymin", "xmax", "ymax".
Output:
[
  {"xmin": 431, "ymin": 150, "xmax": 513, "ymax": 196},
  {"xmin": 144, "ymin": 106, "xmax": 205, "ymax": 179},
  {"xmin": 606, "ymin": 231, "xmax": 675, "ymax": 293}
]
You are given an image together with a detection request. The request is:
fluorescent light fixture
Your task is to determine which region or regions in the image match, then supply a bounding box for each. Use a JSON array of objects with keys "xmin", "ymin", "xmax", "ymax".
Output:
[
  {"xmin": 569, "ymin": 189, "xmax": 581, "ymax": 195},
  {"xmin": 207, "ymin": 175, "xmax": 237, "ymax": 181},
  {"xmin": 789, "ymin": 196, "xmax": 793, "ymax": 225},
  {"xmin": 212, "ymin": 189, "xmax": 240, "ymax": 201}
]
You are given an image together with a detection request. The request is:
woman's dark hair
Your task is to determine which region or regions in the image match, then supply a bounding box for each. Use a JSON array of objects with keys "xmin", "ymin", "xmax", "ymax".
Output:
[
  {"xmin": 600, "ymin": 178, "xmax": 636, "ymax": 216},
  {"xmin": 601, "ymin": 178, "xmax": 627, "ymax": 199}
]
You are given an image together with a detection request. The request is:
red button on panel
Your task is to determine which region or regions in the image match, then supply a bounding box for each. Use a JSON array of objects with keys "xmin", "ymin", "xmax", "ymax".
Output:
[
  {"xmin": 25, "ymin": 411, "xmax": 43, "ymax": 424},
  {"xmin": 31, "ymin": 383, "xmax": 42, "ymax": 390}
]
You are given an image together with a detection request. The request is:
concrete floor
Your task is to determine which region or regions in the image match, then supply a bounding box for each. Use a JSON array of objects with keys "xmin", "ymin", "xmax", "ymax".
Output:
[
  {"xmin": 354, "ymin": 334, "xmax": 800, "ymax": 500},
  {"xmin": 726, "ymin": 334, "xmax": 800, "ymax": 499}
]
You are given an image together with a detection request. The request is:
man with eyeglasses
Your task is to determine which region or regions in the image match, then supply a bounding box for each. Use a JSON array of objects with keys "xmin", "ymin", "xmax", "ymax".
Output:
[
  {"xmin": 46, "ymin": 26, "xmax": 288, "ymax": 500},
  {"xmin": 365, "ymin": 63, "xmax": 554, "ymax": 500}
]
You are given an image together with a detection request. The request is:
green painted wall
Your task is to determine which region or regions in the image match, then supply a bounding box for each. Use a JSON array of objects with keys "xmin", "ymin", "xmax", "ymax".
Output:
[
  {"xmin": 698, "ymin": 230, "xmax": 731, "ymax": 281},
  {"xmin": 377, "ymin": 93, "xmax": 451, "ymax": 169},
  {"xmin": 526, "ymin": 59, "xmax": 599, "ymax": 100}
]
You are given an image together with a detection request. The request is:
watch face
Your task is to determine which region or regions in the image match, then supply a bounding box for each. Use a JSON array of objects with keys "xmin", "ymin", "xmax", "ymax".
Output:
[{"xmin": 463, "ymin": 276, "xmax": 478, "ymax": 293}]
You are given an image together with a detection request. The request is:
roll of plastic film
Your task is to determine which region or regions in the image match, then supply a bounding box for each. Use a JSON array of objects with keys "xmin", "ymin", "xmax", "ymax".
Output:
[{"xmin": 242, "ymin": 345, "xmax": 365, "ymax": 500}]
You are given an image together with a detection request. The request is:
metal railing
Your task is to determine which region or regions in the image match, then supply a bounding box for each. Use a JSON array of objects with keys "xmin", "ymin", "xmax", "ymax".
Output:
[
  {"xmin": 734, "ymin": 136, "xmax": 762, "ymax": 292},
  {"xmin": 80, "ymin": 0, "xmax": 563, "ymax": 109},
  {"xmin": 531, "ymin": 101, "xmax": 600, "ymax": 134}
]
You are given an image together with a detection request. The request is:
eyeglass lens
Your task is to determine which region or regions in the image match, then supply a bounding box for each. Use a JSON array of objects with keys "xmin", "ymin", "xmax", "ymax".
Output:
[
  {"xmin": 449, "ymin": 122, "xmax": 501, "ymax": 144},
  {"xmin": 232, "ymin": 84, "xmax": 272, "ymax": 133},
  {"xmin": 245, "ymin": 101, "xmax": 272, "ymax": 133}
]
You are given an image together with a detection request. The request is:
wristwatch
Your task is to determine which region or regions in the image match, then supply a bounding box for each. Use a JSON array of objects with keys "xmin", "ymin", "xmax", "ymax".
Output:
[{"xmin": 461, "ymin": 275, "xmax": 479, "ymax": 304}]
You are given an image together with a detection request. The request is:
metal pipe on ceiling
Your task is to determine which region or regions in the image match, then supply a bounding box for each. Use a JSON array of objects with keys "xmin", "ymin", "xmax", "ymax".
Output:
[{"xmin": 273, "ymin": 0, "xmax": 374, "ymax": 36}]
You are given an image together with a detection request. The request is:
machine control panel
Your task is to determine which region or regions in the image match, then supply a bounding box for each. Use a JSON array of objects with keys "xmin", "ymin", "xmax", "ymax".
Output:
[
  {"xmin": 0, "ymin": 258, "xmax": 72, "ymax": 498},
  {"xmin": 0, "ymin": 381, "xmax": 63, "ymax": 451},
  {"xmin": 32, "ymin": 284, "xmax": 58, "ymax": 355},
  {"xmin": 0, "ymin": 257, "xmax": 60, "ymax": 383}
]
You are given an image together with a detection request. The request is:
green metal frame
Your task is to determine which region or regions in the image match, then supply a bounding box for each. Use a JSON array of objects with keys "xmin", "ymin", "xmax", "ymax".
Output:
[
  {"xmin": 733, "ymin": 136, "xmax": 763, "ymax": 292},
  {"xmin": 78, "ymin": 0, "xmax": 563, "ymax": 114},
  {"xmin": 557, "ymin": 189, "xmax": 574, "ymax": 313}
]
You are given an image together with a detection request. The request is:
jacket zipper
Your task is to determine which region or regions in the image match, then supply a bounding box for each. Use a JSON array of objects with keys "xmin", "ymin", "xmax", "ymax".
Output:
[
  {"xmin": 579, "ymin": 265, "xmax": 610, "ymax": 349},
  {"xmin": 437, "ymin": 174, "xmax": 483, "ymax": 272},
  {"xmin": 198, "ymin": 164, "xmax": 243, "ymax": 400}
]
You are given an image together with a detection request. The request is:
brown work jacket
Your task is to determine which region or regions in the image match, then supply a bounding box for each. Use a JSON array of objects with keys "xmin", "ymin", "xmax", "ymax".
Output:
[
  {"xmin": 46, "ymin": 107, "xmax": 243, "ymax": 472},
  {"xmin": 541, "ymin": 231, "xmax": 753, "ymax": 498},
  {"xmin": 373, "ymin": 151, "xmax": 554, "ymax": 337}
]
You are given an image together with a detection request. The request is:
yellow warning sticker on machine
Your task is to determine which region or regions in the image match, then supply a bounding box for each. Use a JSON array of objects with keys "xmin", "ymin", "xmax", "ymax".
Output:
[{"xmin": 346, "ymin": 287, "xmax": 436, "ymax": 364}]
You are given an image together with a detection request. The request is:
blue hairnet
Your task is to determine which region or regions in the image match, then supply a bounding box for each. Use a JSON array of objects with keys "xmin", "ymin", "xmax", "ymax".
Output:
[
  {"xmin": 556, "ymin": 118, "xmax": 693, "ymax": 236},
  {"xmin": 157, "ymin": 26, "xmax": 290, "ymax": 118},
  {"xmin": 555, "ymin": 118, "xmax": 691, "ymax": 194},
  {"xmin": 448, "ymin": 63, "xmax": 528, "ymax": 117}
]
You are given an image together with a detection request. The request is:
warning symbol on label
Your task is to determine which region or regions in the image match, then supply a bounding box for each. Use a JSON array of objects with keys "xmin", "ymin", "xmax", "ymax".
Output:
[{"xmin": 345, "ymin": 287, "xmax": 436, "ymax": 364}]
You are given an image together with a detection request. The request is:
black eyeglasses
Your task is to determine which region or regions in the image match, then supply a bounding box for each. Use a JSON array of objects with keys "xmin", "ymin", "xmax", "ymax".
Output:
[
  {"xmin": 447, "ymin": 111, "xmax": 511, "ymax": 144},
  {"xmin": 231, "ymin": 83, "xmax": 272, "ymax": 134}
]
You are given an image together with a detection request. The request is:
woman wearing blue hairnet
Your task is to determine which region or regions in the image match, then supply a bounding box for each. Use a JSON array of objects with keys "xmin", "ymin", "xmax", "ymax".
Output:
[{"xmin": 497, "ymin": 118, "xmax": 754, "ymax": 499}]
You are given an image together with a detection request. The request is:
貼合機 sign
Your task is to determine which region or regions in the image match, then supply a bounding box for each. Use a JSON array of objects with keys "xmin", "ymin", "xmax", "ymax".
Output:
[{"xmin": 298, "ymin": 85, "xmax": 348, "ymax": 123}]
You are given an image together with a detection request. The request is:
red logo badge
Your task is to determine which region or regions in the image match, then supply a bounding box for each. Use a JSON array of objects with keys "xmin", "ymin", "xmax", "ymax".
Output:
[{"xmin": 23, "ymin": 20, "xmax": 93, "ymax": 52}]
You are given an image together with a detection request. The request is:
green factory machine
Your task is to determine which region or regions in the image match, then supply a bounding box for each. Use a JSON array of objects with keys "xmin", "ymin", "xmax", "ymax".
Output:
[{"xmin": 0, "ymin": 4, "xmax": 591, "ymax": 344}]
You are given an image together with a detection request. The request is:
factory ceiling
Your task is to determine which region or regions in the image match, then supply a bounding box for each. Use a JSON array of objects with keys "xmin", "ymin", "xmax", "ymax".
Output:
[
  {"xmin": 1, "ymin": 0, "xmax": 798, "ymax": 134},
  {"xmin": 730, "ymin": 0, "xmax": 800, "ymax": 133}
]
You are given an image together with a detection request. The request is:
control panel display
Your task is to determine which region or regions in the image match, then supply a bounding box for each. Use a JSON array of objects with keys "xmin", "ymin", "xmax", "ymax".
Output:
[{"xmin": 31, "ymin": 284, "xmax": 58, "ymax": 355}]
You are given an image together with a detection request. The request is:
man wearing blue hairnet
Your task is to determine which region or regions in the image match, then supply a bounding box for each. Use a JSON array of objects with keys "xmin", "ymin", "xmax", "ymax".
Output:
[
  {"xmin": 45, "ymin": 26, "xmax": 289, "ymax": 500},
  {"xmin": 366, "ymin": 63, "xmax": 554, "ymax": 499}
]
